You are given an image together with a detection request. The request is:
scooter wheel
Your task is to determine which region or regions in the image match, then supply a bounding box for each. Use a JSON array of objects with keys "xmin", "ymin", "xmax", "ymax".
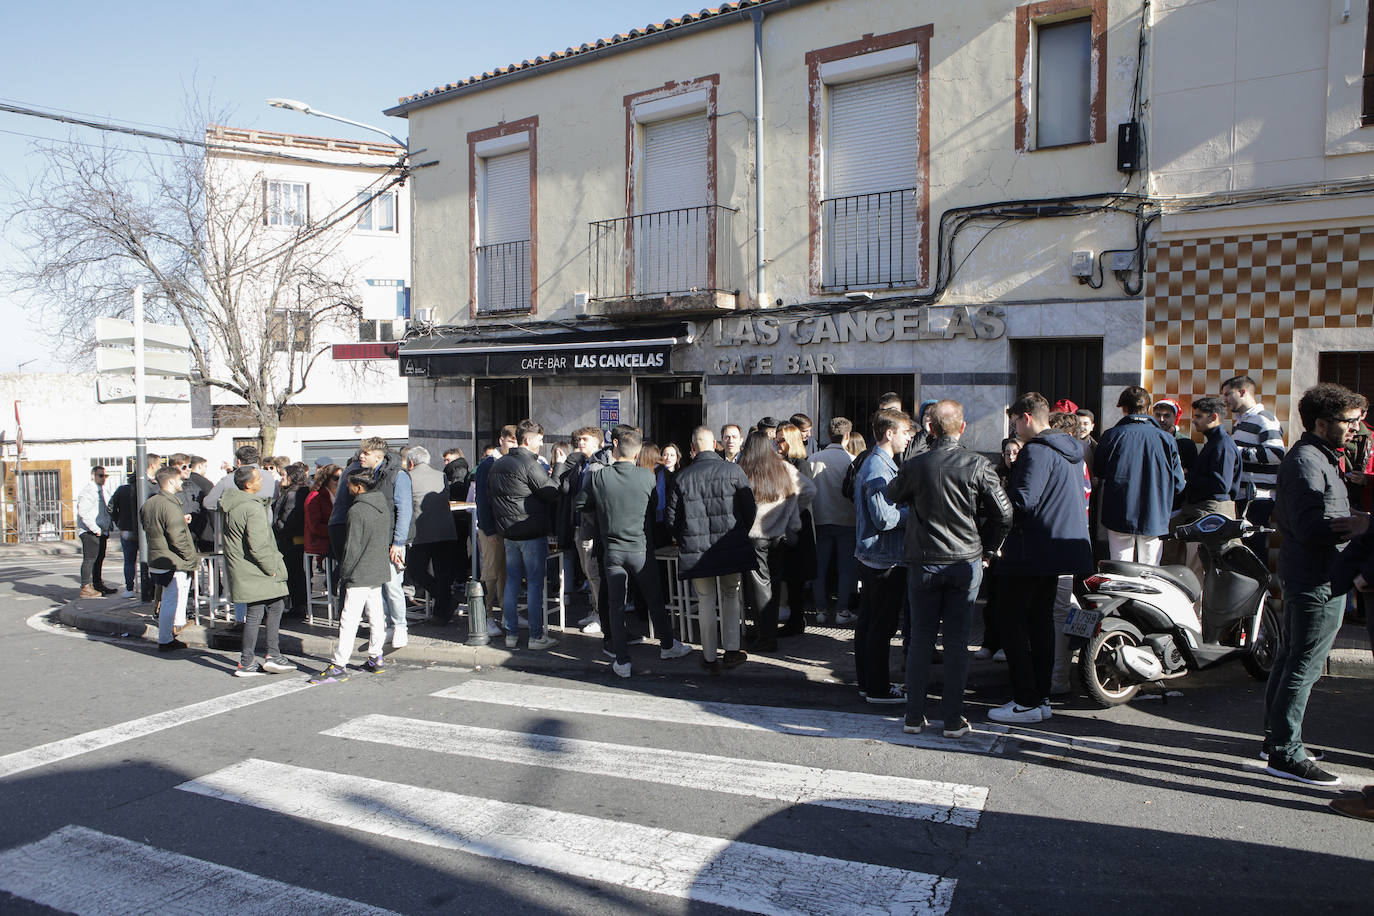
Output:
[
  {"xmin": 1242, "ymin": 610, "xmax": 1281, "ymax": 681},
  {"xmin": 1080, "ymin": 628, "xmax": 1142, "ymax": 707}
]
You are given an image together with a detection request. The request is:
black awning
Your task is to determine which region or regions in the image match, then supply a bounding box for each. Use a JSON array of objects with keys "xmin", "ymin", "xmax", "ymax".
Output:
[{"xmin": 398, "ymin": 322, "xmax": 689, "ymax": 378}]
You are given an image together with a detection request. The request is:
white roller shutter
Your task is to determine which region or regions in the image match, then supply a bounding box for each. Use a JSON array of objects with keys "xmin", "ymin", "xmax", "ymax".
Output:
[
  {"xmin": 478, "ymin": 150, "xmax": 530, "ymax": 311},
  {"xmin": 827, "ymin": 70, "xmax": 919, "ymax": 198},
  {"xmin": 638, "ymin": 114, "xmax": 709, "ymax": 294},
  {"xmin": 825, "ymin": 70, "xmax": 921, "ymax": 289},
  {"xmin": 481, "ymin": 150, "xmax": 529, "ymax": 244}
]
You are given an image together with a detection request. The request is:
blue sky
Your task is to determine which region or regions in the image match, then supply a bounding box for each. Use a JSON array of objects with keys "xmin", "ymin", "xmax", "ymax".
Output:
[{"xmin": 0, "ymin": 0, "xmax": 697, "ymax": 370}]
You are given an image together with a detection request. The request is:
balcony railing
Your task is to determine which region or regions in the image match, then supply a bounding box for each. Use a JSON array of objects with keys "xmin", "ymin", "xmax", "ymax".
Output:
[
  {"xmin": 476, "ymin": 239, "xmax": 531, "ymax": 313},
  {"xmin": 589, "ymin": 204, "xmax": 737, "ymax": 300},
  {"xmin": 821, "ymin": 188, "xmax": 921, "ymax": 291}
]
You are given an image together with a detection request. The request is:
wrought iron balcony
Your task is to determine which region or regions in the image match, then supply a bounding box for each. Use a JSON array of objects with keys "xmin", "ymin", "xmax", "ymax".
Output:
[
  {"xmin": 589, "ymin": 204, "xmax": 738, "ymax": 302},
  {"xmin": 821, "ymin": 188, "xmax": 921, "ymax": 291},
  {"xmin": 476, "ymin": 239, "xmax": 531, "ymax": 314}
]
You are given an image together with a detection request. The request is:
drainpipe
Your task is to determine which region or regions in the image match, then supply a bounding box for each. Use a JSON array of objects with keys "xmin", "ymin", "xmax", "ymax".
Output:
[{"xmin": 752, "ymin": 8, "xmax": 766, "ymax": 308}]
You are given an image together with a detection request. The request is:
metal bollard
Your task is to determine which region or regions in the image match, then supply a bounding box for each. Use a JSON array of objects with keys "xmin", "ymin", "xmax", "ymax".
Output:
[{"xmin": 465, "ymin": 579, "xmax": 491, "ymax": 646}]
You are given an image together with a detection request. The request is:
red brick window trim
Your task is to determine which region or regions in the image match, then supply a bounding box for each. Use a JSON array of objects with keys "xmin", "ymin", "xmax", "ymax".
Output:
[
  {"xmin": 805, "ymin": 26, "xmax": 933, "ymax": 297},
  {"xmin": 1014, "ymin": 0, "xmax": 1107, "ymax": 152},
  {"xmin": 467, "ymin": 116, "xmax": 539, "ymax": 319}
]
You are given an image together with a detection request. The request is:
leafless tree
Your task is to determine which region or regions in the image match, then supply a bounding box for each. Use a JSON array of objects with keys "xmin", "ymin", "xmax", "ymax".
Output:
[{"xmin": 5, "ymin": 110, "xmax": 405, "ymax": 454}]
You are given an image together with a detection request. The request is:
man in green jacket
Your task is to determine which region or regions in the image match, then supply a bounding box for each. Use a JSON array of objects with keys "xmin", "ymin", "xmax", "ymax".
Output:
[
  {"xmin": 310, "ymin": 471, "xmax": 393, "ymax": 684},
  {"xmin": 221, "ymin": 467, "xmax": 296, "ymax": 677},
  {"xmin": 139, "ymin": 466, "xmax": 198, "ymax": 653}
]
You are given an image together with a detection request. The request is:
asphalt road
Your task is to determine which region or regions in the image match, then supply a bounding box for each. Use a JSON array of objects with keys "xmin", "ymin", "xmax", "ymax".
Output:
[{"xmin": 1, "ymin": 552, "xmax": 1371, "ymax": 915}]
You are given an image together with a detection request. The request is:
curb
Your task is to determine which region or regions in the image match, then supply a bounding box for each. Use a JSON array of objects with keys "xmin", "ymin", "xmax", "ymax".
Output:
[
  {"xmin": 2, "ymin": 542, "xmax": 82, "ymax": 558},
  {"xmin": 52, "ymin": 598, "xmax": 852, "ymax": 684}
]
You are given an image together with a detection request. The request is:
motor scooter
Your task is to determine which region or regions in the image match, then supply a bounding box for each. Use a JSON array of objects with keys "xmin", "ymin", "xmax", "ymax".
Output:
[{"xmin": 1066, "ymin": 510, "xmax": 1281, "ymax": 706}]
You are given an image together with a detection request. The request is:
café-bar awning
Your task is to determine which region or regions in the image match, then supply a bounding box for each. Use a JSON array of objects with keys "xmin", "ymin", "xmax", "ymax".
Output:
[{"xmin": 398, "ymin": 322, "xmax": 691, "ymax": 378}]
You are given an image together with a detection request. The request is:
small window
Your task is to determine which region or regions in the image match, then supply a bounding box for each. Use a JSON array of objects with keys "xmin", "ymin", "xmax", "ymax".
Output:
[
  {"xmin": 356, "ymin": 189, "xmax": 397, "ymax": 232},
  {"xmin": 358, "ymin": 319, "xmax": 397, "ymax": 343},
  {"xmin": 268, "ymin": 308, "xmax": 310, "ymax": 353},
  {"xmin": 1036, "ymin": 18, "xmax": 1092, "ymax": 148},
  {"xmin": 265, "ymin": 180, "xmax": 308, "ymax": 227}
]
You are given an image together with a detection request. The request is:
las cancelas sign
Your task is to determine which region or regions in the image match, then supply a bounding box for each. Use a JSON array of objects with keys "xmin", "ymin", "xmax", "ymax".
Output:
[{"xmin": 710, "ymin": 304, "xmax": 1006, "ymax": 375}]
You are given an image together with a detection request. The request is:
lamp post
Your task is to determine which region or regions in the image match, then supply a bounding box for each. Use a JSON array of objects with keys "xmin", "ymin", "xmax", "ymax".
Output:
[{"xmin": 265, "ymin": 98, "xmax": 407, "ymax": 149}]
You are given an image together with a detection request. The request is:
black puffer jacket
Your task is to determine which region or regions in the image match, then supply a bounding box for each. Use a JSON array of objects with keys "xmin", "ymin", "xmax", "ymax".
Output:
[
  {"xmin": 488, "ymin": 447, "xmax": 558, "ymax": 541},
  {"xmin": 664, "ymin": 450, "xmax": 757, "ymax": 580},
  {"xmin": 444, "ymin": 456, "xmax": 471, "ymax": 501},
  {"xmin": 1274, "ymin": 431, "xmax": 1354, "ymax": 587},
  {"xmin": 887, "ymin": 437, "xmax": 1013, "ymax": 565}
]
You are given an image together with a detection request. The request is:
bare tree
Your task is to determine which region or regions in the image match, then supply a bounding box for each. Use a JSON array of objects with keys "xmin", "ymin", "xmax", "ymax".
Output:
[{"xmin": 5, "ymin": 111, "xmax": 405, "ymax": 454}]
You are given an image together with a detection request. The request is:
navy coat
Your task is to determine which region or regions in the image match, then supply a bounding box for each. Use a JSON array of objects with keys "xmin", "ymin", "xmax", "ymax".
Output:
[
  {"xmin": 997, "ymin": 430, "xmax": 1093, "ymax": 577},
  {"xmin": 1094, "ymin": 414, "xmax": 1185, "ymax": 536}
]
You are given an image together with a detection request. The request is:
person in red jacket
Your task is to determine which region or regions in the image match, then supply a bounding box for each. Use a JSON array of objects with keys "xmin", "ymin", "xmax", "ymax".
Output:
[{"xmin": 305, "ymin": 464, "xmax": 340, "ymax": 594}]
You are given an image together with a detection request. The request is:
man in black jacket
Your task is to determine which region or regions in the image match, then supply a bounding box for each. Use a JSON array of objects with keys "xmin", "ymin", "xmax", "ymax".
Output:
[
  {"xmin": 665, "ymin": 426, "xmax": 757, "ymax": 673},
  {"xmin": 1263, "ymin": 383, "xmax": 1369, "ymax": 786},
  {"xmin": 488, "ymin": 419, "xmax": 560, "ymax": 650},
  {"xmin": 888, "ymin": 400, "xmax": 1012, "ymax": 737}
]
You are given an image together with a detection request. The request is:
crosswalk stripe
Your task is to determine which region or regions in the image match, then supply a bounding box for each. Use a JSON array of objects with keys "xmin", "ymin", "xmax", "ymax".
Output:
[
  {"xmin": 431, "ymin": 681, "xmax": 1004, "ymax": 753},
  {"xmin": 324, "ymin": 714, "xmax": 987, "ymax": 828},
  {"xmin": 0, "ymin": 824, "xmax": 395, "ymax": 915},
  {"xmin": 181, "ymin": 758, "xmax": 957, "ymax": 916},
  {"xmin": 0, "ymin": 677, "xmax": 311, "ymax": 781}
]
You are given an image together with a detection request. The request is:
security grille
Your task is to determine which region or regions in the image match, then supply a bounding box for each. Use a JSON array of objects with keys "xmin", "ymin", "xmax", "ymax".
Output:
[{"xmin": 16, "ymin": 469, "xmax": 63, "ymax": 542}]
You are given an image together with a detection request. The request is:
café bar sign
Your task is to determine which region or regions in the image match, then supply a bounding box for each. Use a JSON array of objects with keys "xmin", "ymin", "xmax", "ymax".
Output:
[{"xmin": 401, "ymin": 343, "xmax": 673, "ymax": 378}]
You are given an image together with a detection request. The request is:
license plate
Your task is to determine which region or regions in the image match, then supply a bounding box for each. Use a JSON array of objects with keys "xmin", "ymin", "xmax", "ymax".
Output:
[{"xmin": 1063, "ymin": 606, "xmax": 1102, "ymax": 638}]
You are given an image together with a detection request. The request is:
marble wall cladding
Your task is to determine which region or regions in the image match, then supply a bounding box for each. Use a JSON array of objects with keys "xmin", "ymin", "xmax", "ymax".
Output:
[
  {"xmin": 1146, "ymin": 225, "xmax": 1374, "ymax": 434},
  {"xmin": 532, "ymin": 378, "xmax": 626, "ymax": 444}
]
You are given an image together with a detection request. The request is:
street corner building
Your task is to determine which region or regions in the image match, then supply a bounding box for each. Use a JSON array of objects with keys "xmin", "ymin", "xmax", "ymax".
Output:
[{"xmin": 382, "ymin": 0, "xmax": 1374, "ymax": 463}]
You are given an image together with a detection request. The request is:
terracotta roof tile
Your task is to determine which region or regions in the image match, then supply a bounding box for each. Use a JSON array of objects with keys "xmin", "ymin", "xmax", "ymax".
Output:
[
  {"xmin": 395, "ymin": 0, "xmax": 762, "ymax": 106},
  {"xmin": 204, "ymin": 124, "xmax": 403, "ymax": 156}
]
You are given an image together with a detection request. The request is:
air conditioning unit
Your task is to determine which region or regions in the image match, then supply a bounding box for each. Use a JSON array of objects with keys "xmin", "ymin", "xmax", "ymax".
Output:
[{"xmin": 413, "ymin": 307, "xmax": 435, "ymax": 324}]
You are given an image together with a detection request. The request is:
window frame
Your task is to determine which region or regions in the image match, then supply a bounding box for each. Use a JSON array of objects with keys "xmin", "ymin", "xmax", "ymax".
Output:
[
  {"xmin": 467, "ymin": 116, "xmax": 539, "ymax": 319},
  {"xmin": 263, "ymin": 179, "xmax": 309, "ymax": 228},
  {"xmin": 806, "ymin": 27, "xmax": 932, "ymax": 297},
  {"xmin": 1014, "ymin": 0, "xmax": 1107, "ymax": 153},
  {"xmin": 267, "ymin": 307, "xmax": 311, "ymax": 354},
  {"xmin": 355, "ymin": 188, "xmax": 398, "ymax": 233}
]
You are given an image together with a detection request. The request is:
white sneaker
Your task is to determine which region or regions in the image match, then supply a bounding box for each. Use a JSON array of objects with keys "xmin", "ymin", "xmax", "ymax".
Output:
[
  {"xmin": 582, "ymin": 620, "xmax": 602, "ymax": 635},
  {"xmin": 119, "ymin": 589, "xmax": 135, "ymax": 599},
  {"xmin": 660, "ymin": 641, "xmax": 693, "ymax": 660},
  {"xmin": 578, "ymin": 613, "xmax": 597, "ymax": 627},
  {"xmin": 486, "ymin": 619, "xmax": 503, "ymax": 637},
  {"xmin": 1040, "ymin": 702, "xmax": 1053, "ymax": 720},
  {"xmin": 390, "ymin": 629, "xmax": 408, "ymax": 649},
  {"xmin": 528, "ymin": 634, "xmax": 559, "ymax": 651},
  {"xmin": 261, "ymin": 658, "xmax": 296, "ymax": 674},
  {"xmin": 835, "ymin": 610, "xmax": 859, "ymax": 626},
  {"xmin": 612, "ymin": 660, "xmax": 632, "ymax": 678},
  {"xmin": 987, "ymin": 701, "xmax": 1044, "ymax": 724},
  {"xmin": 505, "ymin": 634, "xmax": 519, "ymax": 648}
]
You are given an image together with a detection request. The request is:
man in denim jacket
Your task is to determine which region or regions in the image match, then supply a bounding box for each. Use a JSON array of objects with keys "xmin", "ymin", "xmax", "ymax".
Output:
[{"xmin": 853, "ymin": 407, "xmax": 914, "ymax": 705}]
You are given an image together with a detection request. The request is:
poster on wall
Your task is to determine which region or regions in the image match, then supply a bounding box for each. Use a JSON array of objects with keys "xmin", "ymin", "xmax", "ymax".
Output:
[{"xmin": 599, "ymin": 390, "xmax": 620, "ymax": 444}]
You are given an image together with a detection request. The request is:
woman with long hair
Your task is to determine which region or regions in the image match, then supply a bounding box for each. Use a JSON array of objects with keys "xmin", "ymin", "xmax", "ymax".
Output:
[
  {"xmin": 737, "ymin": 430, "xmax": 805, "ymax": 652},
  {"xmin": 974, "ymin": 438, "xmax": 1022, "ymax": 661},
  {"xmin": 305, "ymin": 463, "xmax": 341, "ymax": 605},
  {"xmin": 844, "ymin": 431, "xmax": 867, "ymax": 457},
  {"xmin": 774, "ymin": 422, "xmax": 817, "ymax": 637}
]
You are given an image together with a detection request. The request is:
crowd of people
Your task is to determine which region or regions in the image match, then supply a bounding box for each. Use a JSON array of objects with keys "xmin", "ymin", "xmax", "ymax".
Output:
[{"xmin": 70, "ymin": 373, "xmax": 1374, "ymax": 815}]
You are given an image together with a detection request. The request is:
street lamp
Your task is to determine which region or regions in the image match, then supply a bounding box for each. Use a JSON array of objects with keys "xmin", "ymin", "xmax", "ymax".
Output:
[{"xmin": 265, "ymin": 98, "xmax": 407, "ymax": 148}]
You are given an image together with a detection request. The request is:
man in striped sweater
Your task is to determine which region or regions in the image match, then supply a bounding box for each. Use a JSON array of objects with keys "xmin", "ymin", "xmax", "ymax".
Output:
[{"xmin": 1223, "ymin": 376, "xmax": 1287, "ymax": 560}]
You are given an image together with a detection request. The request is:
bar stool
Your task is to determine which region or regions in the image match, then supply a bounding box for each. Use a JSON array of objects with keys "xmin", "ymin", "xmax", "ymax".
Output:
[
  {"xmin": 304, "ymin": 552, "xmax": 337, "ymax": 626},
  {"xmin": 544, "ymin": 543, "xmax": 566, "ymax": 631}
]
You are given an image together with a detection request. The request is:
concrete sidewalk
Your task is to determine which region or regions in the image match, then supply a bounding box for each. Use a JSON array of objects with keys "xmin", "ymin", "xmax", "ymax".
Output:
[{"xmin": 52, "ymin": 587, "xmax": 1372, "ymax": 681}]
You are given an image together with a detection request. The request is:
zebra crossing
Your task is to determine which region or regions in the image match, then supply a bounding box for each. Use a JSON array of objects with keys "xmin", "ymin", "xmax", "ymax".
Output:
[{"xmin": 0, "ymin": 674, "xmax": 997, "ymax": 915}]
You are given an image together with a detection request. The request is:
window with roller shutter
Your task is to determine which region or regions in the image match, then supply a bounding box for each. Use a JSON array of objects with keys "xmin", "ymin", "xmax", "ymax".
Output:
[
  {"xmin": 637, "ymin": 113, "xmax": 709, "ymax": 295},
  {"xmin": 476, "ymin": 149, "xmax": 531, "ymax": 313},
  {"xmin": 823, "ymin": 69, "xmax": 920, "ymax": 290}
]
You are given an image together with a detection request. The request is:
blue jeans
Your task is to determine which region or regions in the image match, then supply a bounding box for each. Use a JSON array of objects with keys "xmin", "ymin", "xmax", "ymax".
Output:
[
  {"xmin": 504, "ymin": 537, "xmax": 548, "ymax": 639},
  {"xmin": 905, "ymin": 560, "xmax": 982, "ymax": 725},
  {"xmin": 120, "ymin": 531, "xmax": 138, "ymax": 591},
  {"xmin": 812, "ymin": 524, "xmax": 857, "ymax": 612},
  {"xmin": 381, "ymin": 547, "xmax": 407, "ymax": 634},
  {"xmin": 1264, "ymin": 577, "xmax": 1345, "ymax": 764}
]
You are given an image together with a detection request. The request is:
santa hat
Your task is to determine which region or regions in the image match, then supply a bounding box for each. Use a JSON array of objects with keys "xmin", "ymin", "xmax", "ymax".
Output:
[
  {"xmin": 1152, "ymin": 398, "xmax": 1183, "ymax": 416},
  {"xmin": 1053, "ymin": 398, "xmax": 1078, "ymax": 414}
]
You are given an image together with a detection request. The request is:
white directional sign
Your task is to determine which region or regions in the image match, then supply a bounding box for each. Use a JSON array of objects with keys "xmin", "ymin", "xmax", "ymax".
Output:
[
  {"xmin": 96, "ymin": 376, "xmax": 190, "ymax": 404},
  {"xmin": 95, "ymin": 317, "xmax": 190, "ymax": 350},
  {"xmin": 96, "ymin": 347, "xmax": 191, "ymax": 378}
]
